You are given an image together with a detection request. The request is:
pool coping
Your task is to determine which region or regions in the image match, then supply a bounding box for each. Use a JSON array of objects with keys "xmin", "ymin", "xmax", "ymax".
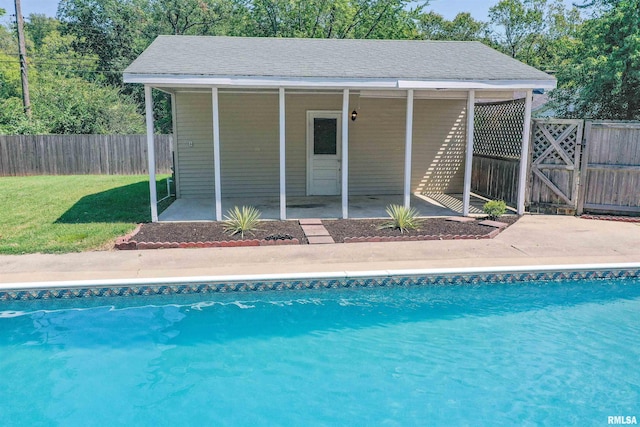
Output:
[{"xmin": 1, "ymin": 262, "xmax": 639, "ymax": 301}]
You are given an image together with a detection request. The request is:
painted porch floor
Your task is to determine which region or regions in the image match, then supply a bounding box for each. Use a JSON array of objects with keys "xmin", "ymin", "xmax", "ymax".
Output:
[{"xmin": 158, "ymin": 193, "xmax": 489, "ymax": 222}]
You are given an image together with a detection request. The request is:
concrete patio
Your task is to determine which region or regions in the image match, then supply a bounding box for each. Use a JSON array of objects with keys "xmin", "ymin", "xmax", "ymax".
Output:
[{"xmin": 159, "ymin": 193, "xmax": 492, "ymax": 221}]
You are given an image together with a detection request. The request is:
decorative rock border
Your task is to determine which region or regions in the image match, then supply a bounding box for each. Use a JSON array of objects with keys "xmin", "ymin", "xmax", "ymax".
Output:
[
  {"xmin": 344, "ymin": 229, "xmax": 501, "ymax": 243},
  {"xmin": 115, "ymin": 225, "xmax": 300, "ymax": 250},
  {"xmin": 581, "ymin": 214, "xmax": 640, "ymax": 223},
  {"xmin": 4, "ymin": 265, "xmax": 639, "ymax": 301}
]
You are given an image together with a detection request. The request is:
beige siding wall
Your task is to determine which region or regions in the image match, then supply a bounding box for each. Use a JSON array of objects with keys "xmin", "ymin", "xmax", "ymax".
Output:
[
  {"xmin": 219, "ymin": 93, "xmax": 280, "ymax": 196},
  {"xmin": 349, "ymin": 97, "xmax": 405, "ymax": 194},
  {"xmin": 411, "ymin": 99, "xmax": 467, "ymax": 194},
  {"xmin": 174, "ymin": 92, "xmax": 466, "ymax": 198},
  {"xmin": 348, "ymin": 97, "xmax": 467, "ymax": 195},
  {"xmin": 175, "ymin": 92, "xmax": 214, "ymax": 198}
]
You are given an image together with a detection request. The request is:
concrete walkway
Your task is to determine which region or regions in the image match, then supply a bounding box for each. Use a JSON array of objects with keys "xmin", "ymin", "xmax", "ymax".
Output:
[{"xmin": 0, "ymin": 215, "xmax": 638, "ymax": 284}]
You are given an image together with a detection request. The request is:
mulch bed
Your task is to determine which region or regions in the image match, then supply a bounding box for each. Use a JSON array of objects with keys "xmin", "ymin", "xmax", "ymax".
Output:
[
  {"xmin": 323, "ymin": 216, "xmax": 519, "ymax": 243},
  {"xmin": 116, "ymin": 216, "xmax": 519, "ymax": 249},
  {"xmin": 135, "ymin": 221, "xmax": 307, "ymax": 243},
  {"xmin": 117, "ymin": 221, "xmax": 307, "ymax": 249}
]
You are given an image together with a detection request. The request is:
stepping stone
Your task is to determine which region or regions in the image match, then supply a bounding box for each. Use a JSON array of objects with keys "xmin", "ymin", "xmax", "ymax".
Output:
[
  {"xmin": 446, "ymin": 216, "xmax": 476, "ymax": 223},
  {"xmin": 478, "ymin": 220, "xmax": 509, "ymax": 229},
  {"xmin": 299, "ymin": 218, "xmax": 323, "ymax": 225},
  {"xmin": 301, "ymin": 224, "xmax": 330, "ymax": 236},
  {"xmin": 308, "ymin": 235, "xmax": 335, "ymax": 244}
]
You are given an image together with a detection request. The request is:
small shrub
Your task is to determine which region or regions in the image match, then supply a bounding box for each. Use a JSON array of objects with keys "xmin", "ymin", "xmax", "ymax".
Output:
[
  {"xmin": 223, "ymin": 206, "xmax": 261, "ymax": 238},
  {"xmin": 483, "ymin": 200, "xmax": 507, "ymax": 220},
  {"xmin": 379, "ymin": 204, "xmax": 422, "ymax": 233}
]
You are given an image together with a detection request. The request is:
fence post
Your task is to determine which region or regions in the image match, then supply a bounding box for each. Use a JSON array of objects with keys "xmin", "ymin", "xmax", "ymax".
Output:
[
  {"xmin": 576, "ymin": 121, "xmax": 592, "ymax": 215},
  {"xmin": 517, "ymin": 90, "xmax": 533, "ymax": 215}
]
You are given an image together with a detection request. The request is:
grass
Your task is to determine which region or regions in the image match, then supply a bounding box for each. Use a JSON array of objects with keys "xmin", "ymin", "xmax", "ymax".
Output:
[{"xmin": 0, "ymin": 175, "xmax": 170, "ymax": 255}]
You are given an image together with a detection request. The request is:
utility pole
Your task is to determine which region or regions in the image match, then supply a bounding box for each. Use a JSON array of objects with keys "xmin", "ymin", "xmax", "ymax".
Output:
[{"xmin": 14, "ymin": 0, "xmax": 31, "ymax": 117}]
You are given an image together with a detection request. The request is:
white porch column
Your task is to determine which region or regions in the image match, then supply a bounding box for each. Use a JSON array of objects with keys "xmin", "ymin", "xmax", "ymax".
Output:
[
  {"xmin": 517, "ymin": 89, "xmax": 533, "ymax": 215},
  {"xmin": 144, "ymin": 85, "xmax": 158, "ymax": 222},
  {"xmin": 341, "ymin": 89, "xmax": 349, "ymax": 219},
  {"xmin": 463, "ymin": 89, "xmax": 475, "ymax": 216},
  {"xmin": 279, "ymin": 87, "xmax": 286, "ymax": 220},
  {"xmin": 404, "ymin": 89, "xmax": 414, "ymax": 208},
  {"xmin": 212, "ymin": 87, "xmax": 222, "ymax": 221}
]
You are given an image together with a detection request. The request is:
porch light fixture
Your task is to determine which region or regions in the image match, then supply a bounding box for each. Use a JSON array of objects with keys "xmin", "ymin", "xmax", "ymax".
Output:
[{"xmin": 351, "ymin": 110, "xmax": 358, "ymax": 121}]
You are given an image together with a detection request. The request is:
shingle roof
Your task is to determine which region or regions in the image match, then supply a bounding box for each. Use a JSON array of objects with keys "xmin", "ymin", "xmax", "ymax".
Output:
[{"xmin": 124, "ymin": 36, "xmax": 555, "ymax": 83}]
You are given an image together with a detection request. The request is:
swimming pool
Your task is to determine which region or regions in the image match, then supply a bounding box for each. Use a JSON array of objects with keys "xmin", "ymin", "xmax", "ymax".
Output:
[{"xmin": 1, "ymin": 267, "xmax": 639, "ymax": 425}]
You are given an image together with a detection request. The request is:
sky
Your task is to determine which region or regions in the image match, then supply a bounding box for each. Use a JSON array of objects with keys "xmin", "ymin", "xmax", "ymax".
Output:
[{"xmin": 9, "ymin": 0, "xmax": 579, "ymax": 22}]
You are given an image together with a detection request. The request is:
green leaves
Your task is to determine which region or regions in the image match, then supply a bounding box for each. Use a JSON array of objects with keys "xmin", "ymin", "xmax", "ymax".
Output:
[
  {"xmin": 223, "ymin": 206, "xmax": 262, "ymax": 239},
  {"xmin": 551, "ymin": 0, "xmax": 640, "ymax": 120},
  {"xmin": 379, "ymin": 204, "xmax": 422, "ymax": 234},
  {"xmin": 483, "ymin": 200, "xmax": 507, "ymax": 220}
]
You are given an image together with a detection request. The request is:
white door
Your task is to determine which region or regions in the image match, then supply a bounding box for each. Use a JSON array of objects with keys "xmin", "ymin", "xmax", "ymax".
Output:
[{"xmin": 307, "ymin": 111, "xmax": 341, "ymax": 195}]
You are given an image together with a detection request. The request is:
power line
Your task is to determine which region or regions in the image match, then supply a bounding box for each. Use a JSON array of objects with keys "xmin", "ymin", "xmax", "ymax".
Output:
[
  {"xmin": 14, "ymin": 0, "xmax": 31, "ymax": 116},
  {"xmin": 0, "ymin": 59, "xmax": 124, "ymax": 74}
]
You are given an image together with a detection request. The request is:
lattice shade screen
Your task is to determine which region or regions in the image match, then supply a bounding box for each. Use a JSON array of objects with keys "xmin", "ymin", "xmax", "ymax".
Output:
[
  {"xmin": 473, "ymin": 99, "xmax": 525, "ymax": 159},
  {"xmin": 532, "ymin": 122, "xmax": 579, "ymax": 164}
]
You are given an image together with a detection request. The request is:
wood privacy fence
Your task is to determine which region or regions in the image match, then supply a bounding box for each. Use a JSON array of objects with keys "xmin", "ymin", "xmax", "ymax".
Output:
[
  {"xmin": 472, "ymin": 114, "xmax": 640, "ymax": 216},
  {"xmin": 577, "ymin": 122, "xmax": 640, "ymax": 215},
  {"xmin": 528, "ymin": 119, "xmax": 583, "ymax": 212},
  {"xmin": 0, "ymin": 134, "xmax": 173, "ymax": 176}
]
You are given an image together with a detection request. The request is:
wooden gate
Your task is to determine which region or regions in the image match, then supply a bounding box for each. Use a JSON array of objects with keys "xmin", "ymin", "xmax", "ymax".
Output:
[
  {"xmin": 577, "ymin": 122, "xmax": 640, "ymax": 215},
  {"xmin": 528, "ymin": 119, "xmax": 584, "ymax": 213}
]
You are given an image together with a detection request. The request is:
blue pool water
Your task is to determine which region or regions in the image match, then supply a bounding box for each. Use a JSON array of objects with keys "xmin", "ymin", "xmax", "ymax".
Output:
[{"xmin": 1, "ymin": 278, "xmax": 639, "ymax": 426}]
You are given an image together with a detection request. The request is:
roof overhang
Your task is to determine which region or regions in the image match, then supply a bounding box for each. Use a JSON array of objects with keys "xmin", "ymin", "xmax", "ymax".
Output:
[{"xmin": 123, "ymin": 73, "xmax": 557, "ymax": 90}]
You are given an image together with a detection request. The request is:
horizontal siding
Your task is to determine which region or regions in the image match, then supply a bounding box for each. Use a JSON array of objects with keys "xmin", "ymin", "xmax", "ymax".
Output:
[
  {"xmin": 219, "ymin": 93, "xmax": 280, "ymax": 196},
  {"xmin": 349, "ymin": 98, "xmax": 467, "ymax": 195},
  {"xmin": 349, "ymin": 97, "xmax": 405, "ymax": 195},
  {"xmin": 175, "ymin": 91, "xmax": 466, "ymax": 199},
  {"xmin": 175, "ymin": 92, "xmax": 214, "ymax": 199},
  {"xmin": 412, "ymin": 99, "xmax": 467, "ymax": 194}
]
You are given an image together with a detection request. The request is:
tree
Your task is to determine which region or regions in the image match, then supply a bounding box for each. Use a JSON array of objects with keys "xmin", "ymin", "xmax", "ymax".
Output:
[
  {"xmin": 237, "ymin": 0, "xmax": 423, "ymax": 39},
  {"xmin": 488, "ymin": 0, "xmax": 546, "ymax": 61},
  {"xmin": 0, "ymin": 71, "xmax": 145, "ymax": 134},
  {"xmin": 417, "ymin": 11, "xmax": 489, "ymax": 41},
  {"xmin": 147, "ymin": 0, "xmax": 232, "ymax": 35},
  {"xmin": 0, "ymin": 15, "xmax": 146, "ymax": 134},
  {"xmin": 551, "ymin": 0, "xmax": 640, "ymax": 120},
  {"xmin": 24, "ymin": 14, "xmax": 59, "ymax": 50},
  {"xmin": 57, "ymin": 0, "xmax": 151, "ymax": 85}
]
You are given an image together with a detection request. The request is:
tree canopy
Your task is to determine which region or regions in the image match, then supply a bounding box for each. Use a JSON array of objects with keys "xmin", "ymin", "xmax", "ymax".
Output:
[
  {"xmin": 551, "ymin": 0, "xmax": 640, "ymax": 119},
  {"xmin": 0, "ymin": 0, "xmax": 638, "ymax": 134}
]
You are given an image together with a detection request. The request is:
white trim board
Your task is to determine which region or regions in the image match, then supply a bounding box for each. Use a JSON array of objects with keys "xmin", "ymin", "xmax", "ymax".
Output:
[{"xmin": 124, "ymin": 73, "xmax": 557, "ymax": 90}]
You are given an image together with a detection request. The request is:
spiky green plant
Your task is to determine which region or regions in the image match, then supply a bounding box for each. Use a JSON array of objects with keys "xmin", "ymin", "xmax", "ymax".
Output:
[
  {"xmin": 483, "ymin": 200, "xmax": 507, "ymax": 220},
  {"xmin": 379, "ymin": 204, "xmax": 422, "ymax": 234},
  {"xmin": 223, "ymin": 206, "xmax": 262, "ymax": 239}
]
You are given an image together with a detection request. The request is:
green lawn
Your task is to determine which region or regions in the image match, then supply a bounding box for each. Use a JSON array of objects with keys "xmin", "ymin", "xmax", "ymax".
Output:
[{"xmin": 0, "ymin": 175, "xmax": 170, "ymax": 254}]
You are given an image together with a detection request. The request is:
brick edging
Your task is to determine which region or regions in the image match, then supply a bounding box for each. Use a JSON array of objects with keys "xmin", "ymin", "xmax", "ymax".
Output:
[
  {"xmin": 114, "ymin": 224, "xmax": 142, "ymax": 250},
  {"xmin": 343, "ymin": 229, "xmax": 501, "ymax": 243},
  {"xmin": 581, "ymin": 214, "xmax": 640, "ymax": 223},
  {"xmin": 115, "ymin": 221, "xmax": 506, "ymax": 249},
  {"xmin": 117, "ymin": 238, "xmax": 300, "ymax": 250}
]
